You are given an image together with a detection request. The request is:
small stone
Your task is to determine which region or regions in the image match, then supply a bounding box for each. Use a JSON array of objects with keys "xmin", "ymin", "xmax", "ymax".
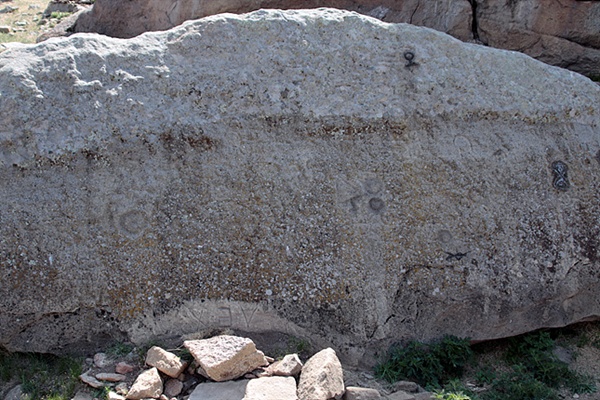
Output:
[
  {"xmin": 80, "ymin": 370, "xmax": 105, "ymax": 389},
  {"xmin": 4, "ymin": 385, "xmax": 23, "ymax": 400},
  {"xmin": 245, "ymin": 373, "xmax": 257, "ymax": 379},
  {"xmin": 126, "ymin": 367, "xmax": 163, "ymax": 399},
  {"xmin": 386, "ymin": 391, "xmax": 416, "ymax": 400},
  {"xmin": 343, "ymin": 386, "xmax": 381, "ymax": 400},
  {"xmin": 108, "ymin": 392, "xmax": 126, "ymax": 400},
  {"xmin": 413, "ymin": 393, "xmax": 434, "ymax": 400},
  {"xmin": 14, "ymin": 21, "xmax": 27, "ymax": 26},
  {"xmin": 159, "ymin": 395, "xmax": 169, "ymax": 400},
  {"xmin": 0, "ymin": 26, "xmax": 9, "ymax": 33},
  {"xmin": 115, "ymin": 382, "xmax": 129, "ymax": 395},
  {"xmin": 393, "ymin": 381, "xmax": 419, "ymax": 393},
  {"xmin": 146, "ymin": 346, "xmax": 187, "ymax": 378},
  {"xmin": 265, "ymin": 356, "xmax": 275, "ymax": 363},
  {"xmin": 164, "ymin": 379, "xmax": 183, "ymax": 398},
  {"xmin": 72, "ymin": 391, "xmax": 95, "ymax": 400},
  {"xmin": 96, "ymin": 373, "xmax": 127, "ymax": 382},
  {"xmin": 244, "ymin": 376, "xmax": 298, "ymax": 400},
  {"xmin": 269, "ymin": 354, "xmax": 303, "ymax": 377},
  {"xmin": 94, "ymin": 353, "xmax": 112, "ymax": 368},
  {"xmin": 0, "ymin": 5, "xmax": 17, "ymax": 13},
  {"xmin": 116, "ymin": 362, "xmax": 136, "ymax": 374}
]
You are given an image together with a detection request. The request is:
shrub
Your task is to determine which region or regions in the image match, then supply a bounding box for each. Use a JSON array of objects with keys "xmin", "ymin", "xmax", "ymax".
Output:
[{"xmin": 375, "ymin": 336, "xmax": 473, "ymax": 389}]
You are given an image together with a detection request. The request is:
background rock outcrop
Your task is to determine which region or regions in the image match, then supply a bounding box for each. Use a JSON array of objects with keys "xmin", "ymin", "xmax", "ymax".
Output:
[
  {"xmin": 68, "ymin": 0, "xmax": 600, "ymax": 78},
  {"xmin": 477, "ymin": 0, "xmax": 600, "ymax": 78},
  {"xmin": 72, "ymin": 0, "xmax": 473, "ymax": 41},
  {"xmin": 1, "ymin": 9, "xmax": 600, "ymax": 366}
]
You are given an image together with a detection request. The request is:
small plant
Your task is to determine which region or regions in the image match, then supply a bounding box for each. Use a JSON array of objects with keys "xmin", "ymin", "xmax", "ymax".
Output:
[
  {"xmin": 375, "ymin": 336, "xmax": 473, "ymax": 389},
  {"xmin": 433, "ymin": 389, "xmax": 472, "ymax": 400},
  {"xmin": 105, "ymin": 341, "xmax": 134, "ymax": 357},
  {"xmin": 49, "ymin": 11, "xmax": 72, "ymax": 20},
  {"xmin": 483, "ymin": 367, "xmax": 559, "ymax": 400},
  {"xmin": 504, "ymin": 331, "xmax": 596, "ymax": 394},
  {"xmin": 474, "ymin": 366, "xmax": 495, "ymax": 385}
]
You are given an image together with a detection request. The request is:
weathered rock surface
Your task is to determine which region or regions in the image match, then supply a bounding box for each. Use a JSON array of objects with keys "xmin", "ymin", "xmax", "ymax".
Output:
[
  {"xmin": 243, "ymin": 376, "xmax": 298, "ymax": 400},
  {"xmin": 184, "ymin": 335, "xmax": 268, "ymax": 381},
  {"xmin": 1, "ymin": 9, "xmax": 600, "ymax": 366},
  {"xmin": 298, "ymin": 348, "xmax": 345, "ymax": 400},
  {"xmin": 145, "ymin": 346, "xmax": 187, "ymax": 378},
  {"xmin": 126, "ymin": 367, "xmax": 163, "ymax": 399},
  {"xmin": 477, "ymin": 0, "xmax": 600, "ymax": 77}
]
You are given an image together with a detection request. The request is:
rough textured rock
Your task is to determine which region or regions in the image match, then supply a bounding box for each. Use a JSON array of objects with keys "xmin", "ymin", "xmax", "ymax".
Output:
[
  {"xmin": 243, "ymin": 376, "xmax": 298, "ymax": 400},
  {"xmin": 145, "ymin": 346, "xmax": 187, "ymax": 378},
  {"xmin": 268, "ymin": 353, "xmax": 303, "ymax": 376},
  {"xmin": 1, "ymin": 9, "xmax": 600, "ymax": 366},
  {"xmin": 188, "ymin": 380, "xmax": 249, "ymax": 400},
  {"xmin": 126, "ymin": 367, "xmax": 163, "ymax": 399},
  {"xmin": 297, "ymin": 348, "xmax": 345, "ymax": 400},
  {"xmin": 184, "ymin": 335, "xmax": 268, "ymax": 381},
  {"xmin": 72, "ymin": 0, "xmax": 472, "ymax": 41},
  {"xmin": 477, "ymin": 0, "xmax": 600, "ymax": 77},
  {"xmin": 343, "ymin": 387, "xmax": 381, "ymax": 400}
]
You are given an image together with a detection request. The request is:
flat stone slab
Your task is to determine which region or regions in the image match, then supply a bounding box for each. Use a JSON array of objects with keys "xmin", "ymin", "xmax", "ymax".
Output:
[{"xmin": 189, "ymin": 380, "xmax": 249, "ymax": 400}]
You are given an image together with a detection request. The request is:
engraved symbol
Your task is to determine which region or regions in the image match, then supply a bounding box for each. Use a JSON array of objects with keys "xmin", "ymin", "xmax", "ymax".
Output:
[
  {"xmin": 369, "ymin": 197, "xmax": 385, "ymax": 212},
  {"xmin": 551, "ymin": 161, "xmax": 569, "ymax": 191},
  {"xmin": 445, "ymin": 251, "xmax": 469, "ymax": 261},
  {"xmin": 118, "ymin": 210, "xmax": 148, "ymax": 236},
  {"xmin": 404, "ymin": 51, "xmax": 418, "ymax": 68}
]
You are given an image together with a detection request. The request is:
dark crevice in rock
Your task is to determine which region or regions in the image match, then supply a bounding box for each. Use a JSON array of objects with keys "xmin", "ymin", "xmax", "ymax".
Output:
[{"xmin": 468, "ymin": 0, "xmax": 480, "ymax": 42}]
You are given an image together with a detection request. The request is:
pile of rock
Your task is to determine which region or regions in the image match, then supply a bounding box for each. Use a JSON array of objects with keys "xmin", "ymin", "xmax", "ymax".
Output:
[{"xmin": 78, "ymin": 335, "xmax": 432, "ymax": 400}]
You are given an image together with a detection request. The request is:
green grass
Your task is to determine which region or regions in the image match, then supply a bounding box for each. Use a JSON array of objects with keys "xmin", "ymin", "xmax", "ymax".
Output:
[
  {"xmin": 49, "ymin": 11, "xmax": 72, "ymax": 20},
  {"xmin": 0, "ymin": 349, "xmax": 84, "ymax": 400}
]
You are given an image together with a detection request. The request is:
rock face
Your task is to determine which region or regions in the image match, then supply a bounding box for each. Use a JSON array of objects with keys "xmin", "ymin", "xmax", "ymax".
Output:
[
  {"xmin": 67, "ymin": 0, "xmax": 600, "ymax": 77},
  {"xmin": 1, "ymin": 9, "xmax": 600, "ymax": 365},
  {"xmin": 477, "ymin": 0, "xmax": 600, "ymax": 77}
]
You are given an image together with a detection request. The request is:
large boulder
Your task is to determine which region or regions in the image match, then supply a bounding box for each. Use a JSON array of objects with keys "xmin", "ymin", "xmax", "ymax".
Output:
[
  {"xmin": 476, "ymin": 0, "xmax": 600, "ymax": 78},
  {"xmin": 1, "ymin": 9, "xmax": 600, "ymax": 366}
]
